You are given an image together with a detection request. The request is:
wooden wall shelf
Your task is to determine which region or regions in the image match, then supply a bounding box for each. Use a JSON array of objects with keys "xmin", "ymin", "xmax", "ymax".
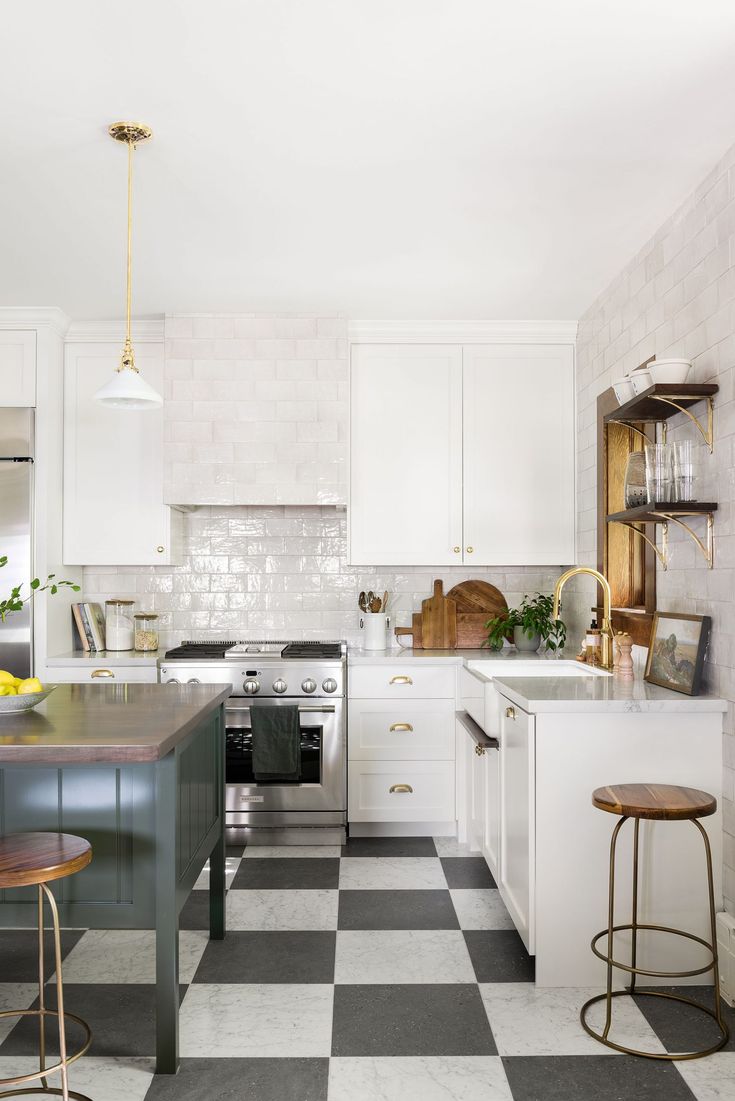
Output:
[
  {"xmin": 604, "ymin": 384, "xmax": 718, "ymax": 452},
  {"xmin": 607, "ymin": 503, "xmax": 717, "ymax": 569}
]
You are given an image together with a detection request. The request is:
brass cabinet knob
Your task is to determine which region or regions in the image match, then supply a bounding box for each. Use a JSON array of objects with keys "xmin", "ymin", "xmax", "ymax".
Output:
[
  {"xmin": 466, "ymin": 546, "xmax": 474, "ymax": 553},
  {"xmin": 453, "ymin": 546, "xmax": 461, "ymax": 553},
  {"xmin": 389, "ymin": 723, "xmax": 414, "ymax": 732},
  {"xmin": 91, "ymin": 669, "xmax": 115, "ymax": 679},
  {"xmin": 505, "ymin": 706, "xmax": 516, "ymax": 720},
  {"xmin": 389, "ymin": 675, "xmax": 413, "ymax": 685},
  {"xmin": 389, "ymin": 784, "xmax": 414, "ymax": 794},
  {"xmin": 156, "ymin": 546, "xmax": 165, "ymax": 553},
  {"xmin": 474, "ymin": 744, "xmax": 486, "ymax": 756}
]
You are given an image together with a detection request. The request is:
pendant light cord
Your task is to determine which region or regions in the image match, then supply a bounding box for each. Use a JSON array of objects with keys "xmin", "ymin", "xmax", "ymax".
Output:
[{"xmin": 120, "ymin": 136, "xmax": 137, "ymax": 372}]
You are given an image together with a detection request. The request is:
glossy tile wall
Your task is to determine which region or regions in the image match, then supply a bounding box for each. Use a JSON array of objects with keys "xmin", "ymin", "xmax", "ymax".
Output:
[
  {"xmin": 571, "ymin": 139, "xmax": 735, "ymax": 915},
  {"xmin": 81, "ymin": 506, "xmax": 565, "ymax": 647}
]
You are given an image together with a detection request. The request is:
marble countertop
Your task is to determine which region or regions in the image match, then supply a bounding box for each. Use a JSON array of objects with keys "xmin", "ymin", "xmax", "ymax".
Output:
[
  {"xmin": 47, "ymin": 649, "xmax": 165, "ymax": 667},
  {"xmin": 491, "ymin": 674, "xmax": 727, "ymax": 713}
]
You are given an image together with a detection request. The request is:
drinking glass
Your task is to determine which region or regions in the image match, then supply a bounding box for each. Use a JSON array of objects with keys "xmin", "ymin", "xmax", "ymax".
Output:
[
  {"xmin": 672, "ymin": 440, "xmax": 696, "ymax": 502},
  {"xmin": 645, "ymin": 443, "xmax": 673, "ymax": 504}
]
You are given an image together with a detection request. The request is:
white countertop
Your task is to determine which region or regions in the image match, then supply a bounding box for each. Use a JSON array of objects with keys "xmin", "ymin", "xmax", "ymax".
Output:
[
  {"xmin": 47, "ymin": 649, "xmax": 165, "ymax": 667},
  {"xmin": 492, "ymin": 674, "xmax": 727, "ymax": 713}
]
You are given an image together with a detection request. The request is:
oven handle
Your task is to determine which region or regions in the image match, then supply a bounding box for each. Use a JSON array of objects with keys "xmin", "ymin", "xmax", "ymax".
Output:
[{"xmin": 226, "ymin": 704, "xmax": 337, "ymax": 717}]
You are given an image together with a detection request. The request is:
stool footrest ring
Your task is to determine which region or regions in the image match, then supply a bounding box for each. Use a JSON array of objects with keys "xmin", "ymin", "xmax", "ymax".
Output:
[
  {"xmin": 0, "ymin": 1007, "xmax": 92, "ymax": 1097},
  {"xmin": 580, "ymin": 989, "xmax": 729, "ymax": 1060},
  {"xmin": 591, "ymin": 921, "xmax": 717, "ymax": 978}
]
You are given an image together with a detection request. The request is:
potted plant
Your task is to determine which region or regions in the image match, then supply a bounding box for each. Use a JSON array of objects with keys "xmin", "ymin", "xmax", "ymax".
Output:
[{"xmin": 483, "ymin": 592, "xmax": 566, "ymax": 654}]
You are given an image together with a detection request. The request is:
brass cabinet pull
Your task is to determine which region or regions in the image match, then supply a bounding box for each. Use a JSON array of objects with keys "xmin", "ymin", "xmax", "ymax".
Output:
[
  {"xmin": 505, "ymin": 706, "xmax": 516, "ymax": 720},
  {"xmin": 466, "ymin": 546, "xmax": 474, "ymax": 553},
  {"xmin": 91, "ymin": 669, "xmax": 115, "ymax": 679},
  {"xmin": 156, "ymin": 546, "xmax": 165, "ymax": 553},
  {"xmin": 389, "ymin": 675, "xmax": 413, "ymax": 685},
  {"xmin": 389, "ymin": 722, "xmax": 413, "ymax": 732},
  {"xmin": 474, "ymin": 744, "xmax": 486, "ymax": 756},
  {"xmin": 453, "ymin": 546, "xmax": 461, "ymax": 553},
  {"xmin": 389, "ymin": 784, "xmax": 413, "ymax": 794}
]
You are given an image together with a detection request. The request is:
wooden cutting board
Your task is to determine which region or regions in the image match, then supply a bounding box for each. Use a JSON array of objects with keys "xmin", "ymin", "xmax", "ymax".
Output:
[
  {"xmin": 421, "ymin": 579, "xmax": 457, "ymax": 649},
  {"xmin": 447, "ymin": 581, "xmax": 508, "ymax": 648}
]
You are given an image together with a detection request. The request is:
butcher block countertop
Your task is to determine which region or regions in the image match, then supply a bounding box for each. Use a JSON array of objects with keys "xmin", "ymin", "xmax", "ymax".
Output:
[{"xmin": 0, "ymin": 683, "xmax": 230, "ymax": 763}]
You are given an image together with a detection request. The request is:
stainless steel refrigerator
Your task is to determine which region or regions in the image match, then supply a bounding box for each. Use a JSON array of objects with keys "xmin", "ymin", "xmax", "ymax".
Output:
[{"xmin": 0, "ymin": 409, "xmax": 34, "ymax": 678}]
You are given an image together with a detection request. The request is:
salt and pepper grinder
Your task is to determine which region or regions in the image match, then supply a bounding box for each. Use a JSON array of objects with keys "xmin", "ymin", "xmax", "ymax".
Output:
[{"xmin": 615, "ymin": 631, "xmax": 634, "ymax": 679}]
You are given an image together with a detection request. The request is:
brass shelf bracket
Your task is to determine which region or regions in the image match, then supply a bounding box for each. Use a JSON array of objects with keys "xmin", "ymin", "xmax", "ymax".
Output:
[
  {"xmin": 649, "ymin": 511, "xmax": 715, "ymax": 568},
  {"xmin": 652, "ymin": 395, "xmax": 714, "ymax": 452},
  {"xmin": 615, "ymin": 422, "xmax": 651, "ymax": 445},
  {"xmin": 612, "ymin": 521, "xmax": 668, "ymax": 570}
]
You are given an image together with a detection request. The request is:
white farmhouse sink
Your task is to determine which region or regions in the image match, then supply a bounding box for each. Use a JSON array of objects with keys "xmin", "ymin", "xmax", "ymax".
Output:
[{"xmin": 466, "ymin": 659, "xmax": 611, "ymax": 679}]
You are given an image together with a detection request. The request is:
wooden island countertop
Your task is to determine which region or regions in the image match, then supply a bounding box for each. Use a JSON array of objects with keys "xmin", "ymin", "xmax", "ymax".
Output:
[{"xmin": 0, "ymin": 682, "xmax": 231, "ymax": 763}]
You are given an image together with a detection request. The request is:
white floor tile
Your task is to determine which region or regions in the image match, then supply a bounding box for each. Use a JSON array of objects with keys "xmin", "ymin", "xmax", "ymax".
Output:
[
  {"xmin": 56, "ymin": 929, "xmax": 208, "ymax": 984},
  {"xmin": 677, "ymin": 1051, "xmax": 735, "ymax": 1100},
  {"xmin": 180, "ymin": 983, "xmax": 334, "ymax": 1057},
  {"xmin": 0, "ymin": 1057, "xmax": 154, "ymax": 1101},
  {"xmin": 339, "ymin": 857, "xmax": 447, "ymax": 890},
  {"xmin": 242, "ymin": 845, "xmax": 341, "ymax": 858},
  {"xmin": 479, "ymin": 983, "xmax": 667, "ymax": 1056},
  {"xmin": 0, "ymin": 985, "xmax": 38, "ymax": 1046},
  {"xmin": 335, "ymin": 930, "xmax": 476, "ymax": 984},
  {"xmin": 450, "ymin": 889, "xmax": 515, "ymax": 930},
  {"xmin": 433, "ymin": 837, "xmax": 480, "ymax": 858},
  {"xmin": 328, "ymin": 1056, "xmax": 513, "ymax": 1101},
  {"xmin": 226, "ymin": 888, "xmax": 338, "ymax": 930},
  {"xmin": 193, "ymin": 855, "xmax": 241, "ymax": 889}
]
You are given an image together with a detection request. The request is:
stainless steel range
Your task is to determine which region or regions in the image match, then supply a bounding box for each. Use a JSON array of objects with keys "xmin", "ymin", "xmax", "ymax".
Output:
[{"xmin": 158, "ymin": 640, "xmax": 346, "ymax": 845}]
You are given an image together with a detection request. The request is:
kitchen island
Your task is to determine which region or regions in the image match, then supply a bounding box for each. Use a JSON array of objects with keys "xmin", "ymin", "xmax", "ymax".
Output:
[{"xmin": 0, "ymin": 682, "xmax": 230, "ymax": 1073}]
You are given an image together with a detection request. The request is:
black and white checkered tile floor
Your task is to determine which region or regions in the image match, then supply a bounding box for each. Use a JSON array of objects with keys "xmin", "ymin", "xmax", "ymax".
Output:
[{"xmin": 1, "ymin": 836, "xmax": 734, "ymax": 1100}]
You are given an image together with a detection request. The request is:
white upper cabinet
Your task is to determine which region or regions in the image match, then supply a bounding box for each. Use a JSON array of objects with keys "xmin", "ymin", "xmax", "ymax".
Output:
[
  {"xmin": 0, "ymin": 331, "xmax": 36, "ymax": 406},
  {"xmin": 463, "ymin": 344, "xmax": 575, "ymax": 564},
  {"xmin": 350, "ymin": 344, "xmax": 463, "ymax": 565},
  {"xmin": 349, "ymin": 340, "xmax": 575, "ymax": 566},
  {"xmin": 63, "ymin": 341, "xmax": 182, "ymax": 566}
]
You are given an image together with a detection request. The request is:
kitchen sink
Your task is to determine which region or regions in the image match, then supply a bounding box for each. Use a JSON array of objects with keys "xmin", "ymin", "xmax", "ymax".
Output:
[{"xmin": 466, "ymin": 659, "xmax": 611, "ymax": 678}]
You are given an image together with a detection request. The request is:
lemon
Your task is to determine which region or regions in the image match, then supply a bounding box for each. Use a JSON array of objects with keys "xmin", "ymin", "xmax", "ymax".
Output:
[
  {"xmin": 17, "ymin": 678, "xmax": 43, "ymax": 696},
  {"xmin": 0, "ymin": 670, "xmax": 17, "ymax": 685},
  {"xmin": 0, "ymin": 685, "xmax": 18, "ymax": 696}
]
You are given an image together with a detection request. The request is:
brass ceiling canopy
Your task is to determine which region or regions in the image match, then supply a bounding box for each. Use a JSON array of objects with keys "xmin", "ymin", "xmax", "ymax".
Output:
[{"xmin": 108, "ymin": 122, "xmax": 152, "ymax": 145}]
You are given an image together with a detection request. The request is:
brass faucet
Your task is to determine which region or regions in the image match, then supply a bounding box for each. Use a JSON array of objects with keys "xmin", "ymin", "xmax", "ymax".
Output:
[{"xmin": 552, "ymin": 567, "xmax": 615, "ymax": 671}]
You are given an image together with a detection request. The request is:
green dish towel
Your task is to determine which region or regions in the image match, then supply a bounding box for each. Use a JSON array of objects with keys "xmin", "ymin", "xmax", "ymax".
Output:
[{"xmin": 250, "ymin": 705, "xmax": 301, "ymax": 781}]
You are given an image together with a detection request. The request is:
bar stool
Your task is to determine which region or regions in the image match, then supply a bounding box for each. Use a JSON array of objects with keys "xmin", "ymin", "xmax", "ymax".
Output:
[
  {"xmin": 0, "ymin": 833, "xmax": 94, "ymax": 1099},
  {"xmin": 581, "ymin": 783, "xmax": 729, "ymax": 1060}
]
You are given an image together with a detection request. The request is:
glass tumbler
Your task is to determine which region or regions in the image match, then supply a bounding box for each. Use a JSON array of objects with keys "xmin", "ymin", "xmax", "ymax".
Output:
[
  {"xmin": 645, "ymin": 443, "xmax": 673, "ymax": 504},
  {"xmin": 672, "ymin": 440, "xmax": 697, "ymax": 502}
]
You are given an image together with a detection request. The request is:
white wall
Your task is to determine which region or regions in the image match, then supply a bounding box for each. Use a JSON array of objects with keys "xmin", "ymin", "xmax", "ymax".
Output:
[{"xmin": 573, "ymin": 141, "xmax": 735, "ymax": 915}]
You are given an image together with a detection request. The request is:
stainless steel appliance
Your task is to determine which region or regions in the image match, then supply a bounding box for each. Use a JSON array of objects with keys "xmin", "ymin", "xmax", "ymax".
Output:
[
  {"xmin": 0, "ymin": 410, "xmax": 34, "ymax": 678},
  {"xmin": 158, "ymin": 640, "xmax": 346, "ymax": 844}
]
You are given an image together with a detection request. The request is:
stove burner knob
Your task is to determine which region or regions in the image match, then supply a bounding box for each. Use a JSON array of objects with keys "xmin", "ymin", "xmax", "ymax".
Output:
[
  {"xmin": 272, "ymin": 678, "xmax": 288, "ymax": 694},
  {"xmin": 165, "ymin": 678, "xmax": 181, "ymax": 685},
  {"xmin": 322, "ymin": 677, "xmax": 338, "ymax": 693},
  {"xmin": 243, "ymin": 679, "xmax": 260, "ymax": 695},
  {"xmin": 301, "ymin": 678, "xmax": 317, "ymax": 694},
  {"xmin": 187, "ymin": 678, "xmax": 201, "ymax": 685}
]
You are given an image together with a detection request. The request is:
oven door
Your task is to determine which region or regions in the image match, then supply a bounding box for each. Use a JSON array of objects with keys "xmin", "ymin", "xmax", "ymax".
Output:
[{"xmin": 225, "ymin": 698, "xmax": 345, "ymax": 814}]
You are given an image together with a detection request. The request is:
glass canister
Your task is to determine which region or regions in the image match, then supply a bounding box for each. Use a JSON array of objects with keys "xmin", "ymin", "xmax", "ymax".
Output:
[
  {"xmin": 105, "ymin": 599, "xmax": 135, "ymax": 651},
  {"xmin": 134, "ymin": 613, "xmax": 159, "ymax": 652}
]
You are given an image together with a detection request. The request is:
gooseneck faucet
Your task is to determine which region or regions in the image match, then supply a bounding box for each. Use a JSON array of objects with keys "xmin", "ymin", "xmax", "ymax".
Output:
[{"xmin": 552, "ymin": 567, "xmax": 615, "ymax": 671}]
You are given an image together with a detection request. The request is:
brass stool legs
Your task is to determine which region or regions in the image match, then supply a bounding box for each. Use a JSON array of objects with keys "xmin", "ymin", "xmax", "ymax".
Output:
[
  {"xmin": 0, "ymin": 884, "xmax": 92, "ymax": 1099},
  {"xmin": 580, "ymin": 814, "xmax": 730, "ymax": 1059}
]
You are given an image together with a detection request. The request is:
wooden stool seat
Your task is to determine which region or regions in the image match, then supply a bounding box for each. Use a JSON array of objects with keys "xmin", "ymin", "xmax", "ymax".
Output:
[
  {"xmin": 592, "ymin": 783, "xmax": 716, "ymax": 821},
  {"xmin": 0, "ymin": 832, "xmax": 92, "ymax": 889}
]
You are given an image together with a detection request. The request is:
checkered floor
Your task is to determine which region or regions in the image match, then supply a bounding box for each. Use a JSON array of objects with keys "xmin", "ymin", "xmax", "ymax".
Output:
[{"xmin": 0, "ymin": 836, "xmax": 733, "ymax": 1100}]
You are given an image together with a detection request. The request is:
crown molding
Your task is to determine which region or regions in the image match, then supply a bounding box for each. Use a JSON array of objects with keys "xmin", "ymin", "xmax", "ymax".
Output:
[
  {"xmin": 65, "ymin": 318, "xmax": 165, "ymax": 343},
  {"xmin": 0, "ymin": 307, "xmax": 71, "ymax": 337},
  {"xmin": 348, "ymin": 319, "xmax": 578, "ymax": 344}
]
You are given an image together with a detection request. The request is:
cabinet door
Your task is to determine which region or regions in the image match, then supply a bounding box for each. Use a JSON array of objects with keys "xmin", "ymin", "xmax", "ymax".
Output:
[
  {"xmin": 63, "ymin": 342, "xmax": 179, "ymax": 565},
  {"xmin": 350, "ymin": 344, "xmax": 463, "ymax": 565},
  {"xmin": 463, "ymin": 344, "xmax": 575, "ymax": 564},
  {"xmin": 498, "ymin": 699, "xmax": 535, "ymax": 952},
  {"xmin": 484, "ymin": 744, "xmax": 501, "ymax": 880},
  {"xmin": 470, "ymin": 739, "xmax": 486, "ymax": 852},
  {"xmin": 0, "ymin": 331, "xmax": 36, "ymax": 406}
]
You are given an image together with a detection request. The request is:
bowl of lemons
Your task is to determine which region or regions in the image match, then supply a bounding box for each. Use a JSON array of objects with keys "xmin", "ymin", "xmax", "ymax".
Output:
[{"xmin": 0, "ymin": 671, "xmax": 56, "ymax": 714}]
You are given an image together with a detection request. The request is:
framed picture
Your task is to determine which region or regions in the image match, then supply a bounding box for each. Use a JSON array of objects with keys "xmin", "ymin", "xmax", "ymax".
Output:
[{"xmin": 644, "ymin": 612, "xmax": 711, "ymax": 695}]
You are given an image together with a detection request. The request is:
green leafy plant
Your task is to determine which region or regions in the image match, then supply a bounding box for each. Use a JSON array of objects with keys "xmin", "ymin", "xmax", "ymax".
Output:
[
  {"xmin": 0, "ymin": 555, "xmax": 80, "ymax": 623},
  {"xmin": 482, "ymin": 592, "xmax": 567, "ymax": 653}
]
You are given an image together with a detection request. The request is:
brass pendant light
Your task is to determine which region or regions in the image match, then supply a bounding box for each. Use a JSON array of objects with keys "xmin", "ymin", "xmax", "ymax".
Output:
[{"xmin": 94, "ymin": 121, "xmax": 163, "ymax": 409}]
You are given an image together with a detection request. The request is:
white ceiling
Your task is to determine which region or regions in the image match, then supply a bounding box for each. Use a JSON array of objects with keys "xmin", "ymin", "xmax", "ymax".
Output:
[{"xmin": 3, "ymin": 1, "xmax": 735, "ymax": 321}]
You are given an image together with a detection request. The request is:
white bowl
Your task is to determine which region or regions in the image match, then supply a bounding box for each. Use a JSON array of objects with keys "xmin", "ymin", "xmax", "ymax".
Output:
[
  {"xmin": 612, "ymin": 378, "xmax": 635, "ymax": 405},
  {"xmin": 648, "ymin": 358, "xmax": 691, "ymax": 385},
  {"xmin": 0, "ymin": 685, "xmax": 56, "ymax": 714},
  {"xmin": 629, "ymin": 368, "xmax": 652, "ymax": 394}
]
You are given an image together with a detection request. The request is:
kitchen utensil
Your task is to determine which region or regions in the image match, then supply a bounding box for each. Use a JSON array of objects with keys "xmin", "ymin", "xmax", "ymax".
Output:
[
  {"xmin": 382, "ymin": 591, "xmax": 388, "ymax": 613},
  {"xmin": 623, "ymin": 451, "xmax": 648, "ymax": 508},
  {"xmin": 648, "ymin": 358, "xmax": 691, "ymax": 385},
  {"xmin": 420, "ymin": 579, "xmax": 457, "ymax": 649},
  {"xmin": 612, "ymin": 378, "xmax": 635, "ymax": 405},
  {"xmin": 628, "ymin": 368, "xmax": 652, "ymax": 394},
  {"xmin": 358, "ymin": 591, "xmax": 368, "ymax": 612},
  {"xmin": 369, "ymin": 596, "xmax": 382, "ymax": 613},
  {"xmin": 447, "ymin": 580, "xmax": 508, "ymax": 648},
  {"xmin": 0, "ymin": 685, "xmax": 56, "ymax": 714},
  {"xmin": 645, "ymin": 443, "xmax": 673, "ymax": 503}
]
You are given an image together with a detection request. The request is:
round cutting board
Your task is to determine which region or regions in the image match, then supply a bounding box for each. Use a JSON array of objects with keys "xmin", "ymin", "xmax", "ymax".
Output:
[{"xmin": 446, "ymin": 580, "xmax": 507, "ymax": 617}]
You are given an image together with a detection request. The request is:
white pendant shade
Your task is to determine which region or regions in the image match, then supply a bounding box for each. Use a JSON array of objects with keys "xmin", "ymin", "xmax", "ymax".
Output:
[{"xmin": 93, "ymin": 365, "xmax": 163, "ymax": 409}]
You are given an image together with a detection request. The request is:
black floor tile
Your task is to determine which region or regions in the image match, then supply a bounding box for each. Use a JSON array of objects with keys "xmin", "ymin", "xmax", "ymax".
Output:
[
  {"xmin": 144, "ymin": 1057, "xmax": 329, "ymax": 1100},
  {"xmin": 332, "ymin": 983, "xmax": 496, "ymax": 1055},
  {"xmin": 0, "ymin": 983, "xmax": 184, "ymax": 1058},
  {"xmin": 179, "ymin": 890, "xmax": 211, "ymax": 931},
  {"xmin": 0, "ymin": 929, "xmax": 86, "ymax": 983},
  {"xmin": 342, "ymin": 836, "xmax": 437, "ymax": 857},
  {"xmin": 464, "ymin": 930, "xmax": 535, "ymax": 982},
  {"xmin": 338, "ymin": 890, "xmax": 459, "ymax": 930},
  {"xmin": 230, "ymin": 857, "xmax": 339, "ymax": 890},
  {"xmin": 633, "ymin": 985, "xmax": 735, "ymax": 1053},
  {"xmin": 193, "ymin": 931, "xmax": 336, "ymax": 983},
  {"xmin": 441, "ymin": 856, "xmax": 496, "ymax": 888},
  {"xmin": 501, "ymin": 1055, "xmax": 697, "ymax": 1101}
]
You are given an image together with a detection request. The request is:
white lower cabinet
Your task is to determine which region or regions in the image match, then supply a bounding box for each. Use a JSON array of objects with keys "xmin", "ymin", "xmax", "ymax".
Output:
[
  {"xmin": 498, "ymin": 700, "xmax": 535, "ymax": 952},
  {"xmin": 49, "ymin": 664, "xmax": 158, "ymax": 683},
  {"xmin": 348, "ymin": 662, "xmax": 456, "ymax": 828}
]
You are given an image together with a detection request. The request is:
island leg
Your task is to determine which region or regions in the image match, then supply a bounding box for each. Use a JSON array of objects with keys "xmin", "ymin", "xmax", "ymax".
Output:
[
  {"xmin": 209, "ymin": 708, "xmax": 226, "ymax": 940},
  {"xmin": 155, "ymin": 751, "xmax": 180, "ymax": 1074}
]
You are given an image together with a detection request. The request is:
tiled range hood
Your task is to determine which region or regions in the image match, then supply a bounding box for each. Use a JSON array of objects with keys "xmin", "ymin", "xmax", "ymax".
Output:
[{"xmin": 163, "ymin": 315, "xmax": 348, "ymax": 507}]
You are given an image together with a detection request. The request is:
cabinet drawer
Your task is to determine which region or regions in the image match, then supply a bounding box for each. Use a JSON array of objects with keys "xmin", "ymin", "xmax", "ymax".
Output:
[
  {"xmin": 348, "ymin": 699, "xmax": 454, "ymax": 760},
  {"xmin": 49, "ymin": 665, "xmax": 158, "ymax": 684},
  {"xmin": 349, "ymin": 664, "xmax": 456, "ymax": 700},
  {"xmin": 348, "ymin": 760, "xmax": 455, "ymax": 822}
]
